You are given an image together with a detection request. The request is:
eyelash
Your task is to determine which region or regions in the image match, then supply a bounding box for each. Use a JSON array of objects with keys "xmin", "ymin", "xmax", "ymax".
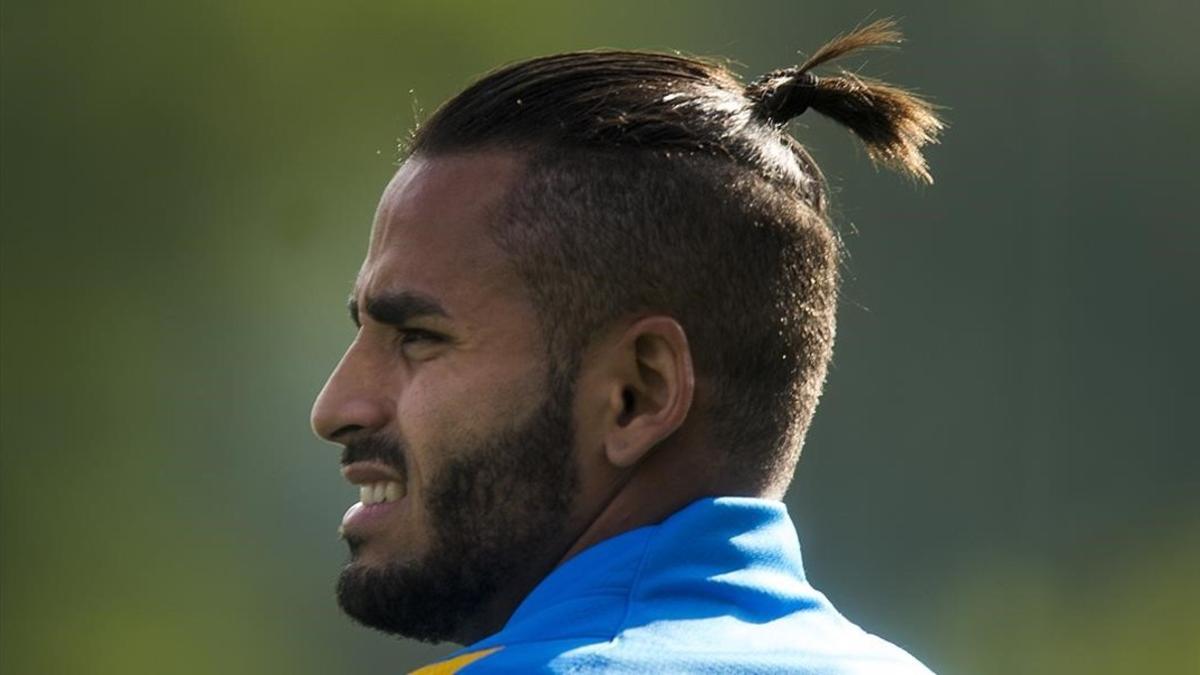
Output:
[{"xmin": 394, "ymin": 328, "xmax": 442, "ymax": 349}]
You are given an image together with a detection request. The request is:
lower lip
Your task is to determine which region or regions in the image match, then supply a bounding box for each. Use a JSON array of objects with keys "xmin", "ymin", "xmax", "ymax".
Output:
[{"xmin": 340, "ymin": 499, "xmax": 402, "ymax": 536}]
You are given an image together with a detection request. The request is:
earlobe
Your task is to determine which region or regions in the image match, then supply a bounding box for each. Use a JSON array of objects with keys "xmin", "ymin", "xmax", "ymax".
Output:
[{"xmin": 603, "ymin": 317, "xmax": 695, "ymax": 469}]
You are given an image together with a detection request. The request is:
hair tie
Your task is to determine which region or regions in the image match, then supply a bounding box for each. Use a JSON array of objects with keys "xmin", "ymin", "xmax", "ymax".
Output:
[
  {"xmin": 790, "ymin": 71, "xmax": 819, "ymax": 116},
  {"xmin": 749, "ymin": 69, "xmax": 820, "ymax": 125}
]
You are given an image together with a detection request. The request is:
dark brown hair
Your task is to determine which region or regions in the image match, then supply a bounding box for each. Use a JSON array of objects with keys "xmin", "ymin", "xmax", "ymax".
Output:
[{"xmin": 410, "ymin": 19, "xmax": 943, "ymax": 494}]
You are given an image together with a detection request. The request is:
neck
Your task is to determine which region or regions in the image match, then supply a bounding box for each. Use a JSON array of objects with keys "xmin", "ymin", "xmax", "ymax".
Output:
[
  {"xmin": 556, "ymin": 431, "xmax": 722, "ymax": 565},
  {"xmin": 453, "ymin": 430, "xmax": 741, "ymax": 644}
]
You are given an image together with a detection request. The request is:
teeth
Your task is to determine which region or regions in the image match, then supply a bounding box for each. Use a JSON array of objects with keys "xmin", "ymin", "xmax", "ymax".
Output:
[{"xmin": 358, "ymin": 481, "xmax": 405, "ymax": 505}]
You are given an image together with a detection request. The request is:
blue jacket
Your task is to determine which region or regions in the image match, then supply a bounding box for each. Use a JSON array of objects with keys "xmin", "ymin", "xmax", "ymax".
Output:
[{"xmin": 414, "ymin": 497, "xmax": 935, "ymax": 674}]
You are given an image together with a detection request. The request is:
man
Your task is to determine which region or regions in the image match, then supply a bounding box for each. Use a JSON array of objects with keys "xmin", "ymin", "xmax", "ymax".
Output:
[{"xmin": 310, "ymin": 18, "xmax": 941, "ymax": 674}]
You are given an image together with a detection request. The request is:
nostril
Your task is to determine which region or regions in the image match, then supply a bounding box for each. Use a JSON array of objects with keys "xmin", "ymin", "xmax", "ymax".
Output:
[{"xmin": 330, "ymin": 424, "xmax": 366, "ymax": 443}]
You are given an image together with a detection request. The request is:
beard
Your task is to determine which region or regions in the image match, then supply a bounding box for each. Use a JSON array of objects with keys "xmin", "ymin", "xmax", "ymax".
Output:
[{"xmin": 335, "ymin": 369, "xmax": 580, "ymax": 644}]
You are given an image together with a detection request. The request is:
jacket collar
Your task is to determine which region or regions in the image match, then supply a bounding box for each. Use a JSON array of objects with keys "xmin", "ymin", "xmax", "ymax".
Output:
[{"xmin": 460, "ymin": 496, "xmax": 809, "ymax": 652}]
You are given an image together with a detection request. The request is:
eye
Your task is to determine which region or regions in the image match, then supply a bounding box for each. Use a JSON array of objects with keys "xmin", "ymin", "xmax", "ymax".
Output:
[
  {"xmin": 394, "ymin": 328, "xmax": 444, "ymax": 355},
  {"xmin": 397, "ymin": 328, "xmax": 438, "ymax": 345}
]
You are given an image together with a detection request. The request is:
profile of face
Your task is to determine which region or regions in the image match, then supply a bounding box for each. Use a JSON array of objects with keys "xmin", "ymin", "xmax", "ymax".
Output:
[{"xmin": 310, "ymin": 153, "xmax": 582, "ymax": 643}]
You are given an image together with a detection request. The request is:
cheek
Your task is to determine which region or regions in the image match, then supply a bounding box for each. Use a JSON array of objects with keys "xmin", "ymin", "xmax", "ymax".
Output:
[{"xmin": 395, "ymin": 357, "xmax": 546, "ymax": 462}]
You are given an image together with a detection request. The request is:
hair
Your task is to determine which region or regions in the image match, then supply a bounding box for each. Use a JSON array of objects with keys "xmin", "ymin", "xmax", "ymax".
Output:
[{"xmin": 408, "ymin": 19, "xmax": 943, "ymax": 495}]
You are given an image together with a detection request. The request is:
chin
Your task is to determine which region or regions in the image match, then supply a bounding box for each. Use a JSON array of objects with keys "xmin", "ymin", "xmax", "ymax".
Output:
[{"xmin": 335, "ymin": 552, "xmax": 487, "ymax": 644}]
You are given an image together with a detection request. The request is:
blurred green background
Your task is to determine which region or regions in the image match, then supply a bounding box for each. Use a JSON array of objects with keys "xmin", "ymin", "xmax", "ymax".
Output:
[{"xmin": 3, "ymin": 1, "xmax": 1198, "ymax": 673}]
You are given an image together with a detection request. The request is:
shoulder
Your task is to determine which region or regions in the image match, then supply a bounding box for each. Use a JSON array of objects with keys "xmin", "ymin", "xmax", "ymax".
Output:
[{"xmin": 422, "ymin": 498, "xmax": 936, "ymax": 673}]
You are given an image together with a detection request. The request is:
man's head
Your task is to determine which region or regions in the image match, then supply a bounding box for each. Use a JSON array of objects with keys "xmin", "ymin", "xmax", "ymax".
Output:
[{"xmin": 310, "ymin": 19, "xmax": 941, "ymax": 644}]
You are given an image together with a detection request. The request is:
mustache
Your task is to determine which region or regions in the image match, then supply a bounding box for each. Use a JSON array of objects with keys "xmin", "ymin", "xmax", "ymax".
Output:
[{"xmin": 340, "ymin": 434, "xmax": 408, "ymax": 475}]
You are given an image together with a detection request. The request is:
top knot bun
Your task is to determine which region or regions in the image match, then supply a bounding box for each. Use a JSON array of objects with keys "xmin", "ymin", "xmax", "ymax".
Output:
[{"xmin": 745, "ymin": 18, "xmax": 945, "ymax": 183}]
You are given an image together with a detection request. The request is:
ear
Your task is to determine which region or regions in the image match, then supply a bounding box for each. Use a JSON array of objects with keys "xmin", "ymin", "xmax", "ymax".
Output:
[{"xmin": 601, "ymin": 316, "xmax": 695, "ymax": 469}]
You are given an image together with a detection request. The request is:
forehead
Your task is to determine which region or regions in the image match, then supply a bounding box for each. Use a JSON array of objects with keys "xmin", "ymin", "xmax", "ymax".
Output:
[{"xmin": 357, "ymin": 152, "xmax": 527, "ymax": 311}]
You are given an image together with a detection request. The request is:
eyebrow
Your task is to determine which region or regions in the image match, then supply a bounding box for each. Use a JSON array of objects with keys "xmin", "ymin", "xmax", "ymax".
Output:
[{"xmin": 348, "ymin": 290, "xmax": 450, "ymax": 328}]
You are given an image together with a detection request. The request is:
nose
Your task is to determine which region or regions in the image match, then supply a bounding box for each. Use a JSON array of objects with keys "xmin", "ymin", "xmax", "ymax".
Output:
[{"xmin": 310, "ymin": 339, "xmax": 391, "ymax": 444}]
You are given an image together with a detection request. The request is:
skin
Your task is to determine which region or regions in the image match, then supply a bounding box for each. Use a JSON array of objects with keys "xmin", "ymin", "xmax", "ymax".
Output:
[{"xmin": 310, "ymin": 150, "xmax": 730, "ymax": 644}]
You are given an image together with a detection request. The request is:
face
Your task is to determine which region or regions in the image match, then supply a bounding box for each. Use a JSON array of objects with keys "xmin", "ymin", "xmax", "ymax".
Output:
[{"xmin": 310, "ymin": 152, "xmax": 582, "ymax": 643}]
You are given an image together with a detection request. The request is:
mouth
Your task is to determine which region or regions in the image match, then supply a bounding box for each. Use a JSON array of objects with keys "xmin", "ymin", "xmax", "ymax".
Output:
[
  {"xmin": 357, "ymin": 481, "xmax": 404, "ymax": 505},
  {"xmin": 339, "ymin": 461, "xmax": 408, "ymax": 538}
]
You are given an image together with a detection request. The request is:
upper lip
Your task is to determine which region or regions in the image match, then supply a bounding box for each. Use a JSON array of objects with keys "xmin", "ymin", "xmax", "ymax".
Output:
[{"xmin": 341, "ymin": 461, "xmax": 404, "ymax": 486}]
